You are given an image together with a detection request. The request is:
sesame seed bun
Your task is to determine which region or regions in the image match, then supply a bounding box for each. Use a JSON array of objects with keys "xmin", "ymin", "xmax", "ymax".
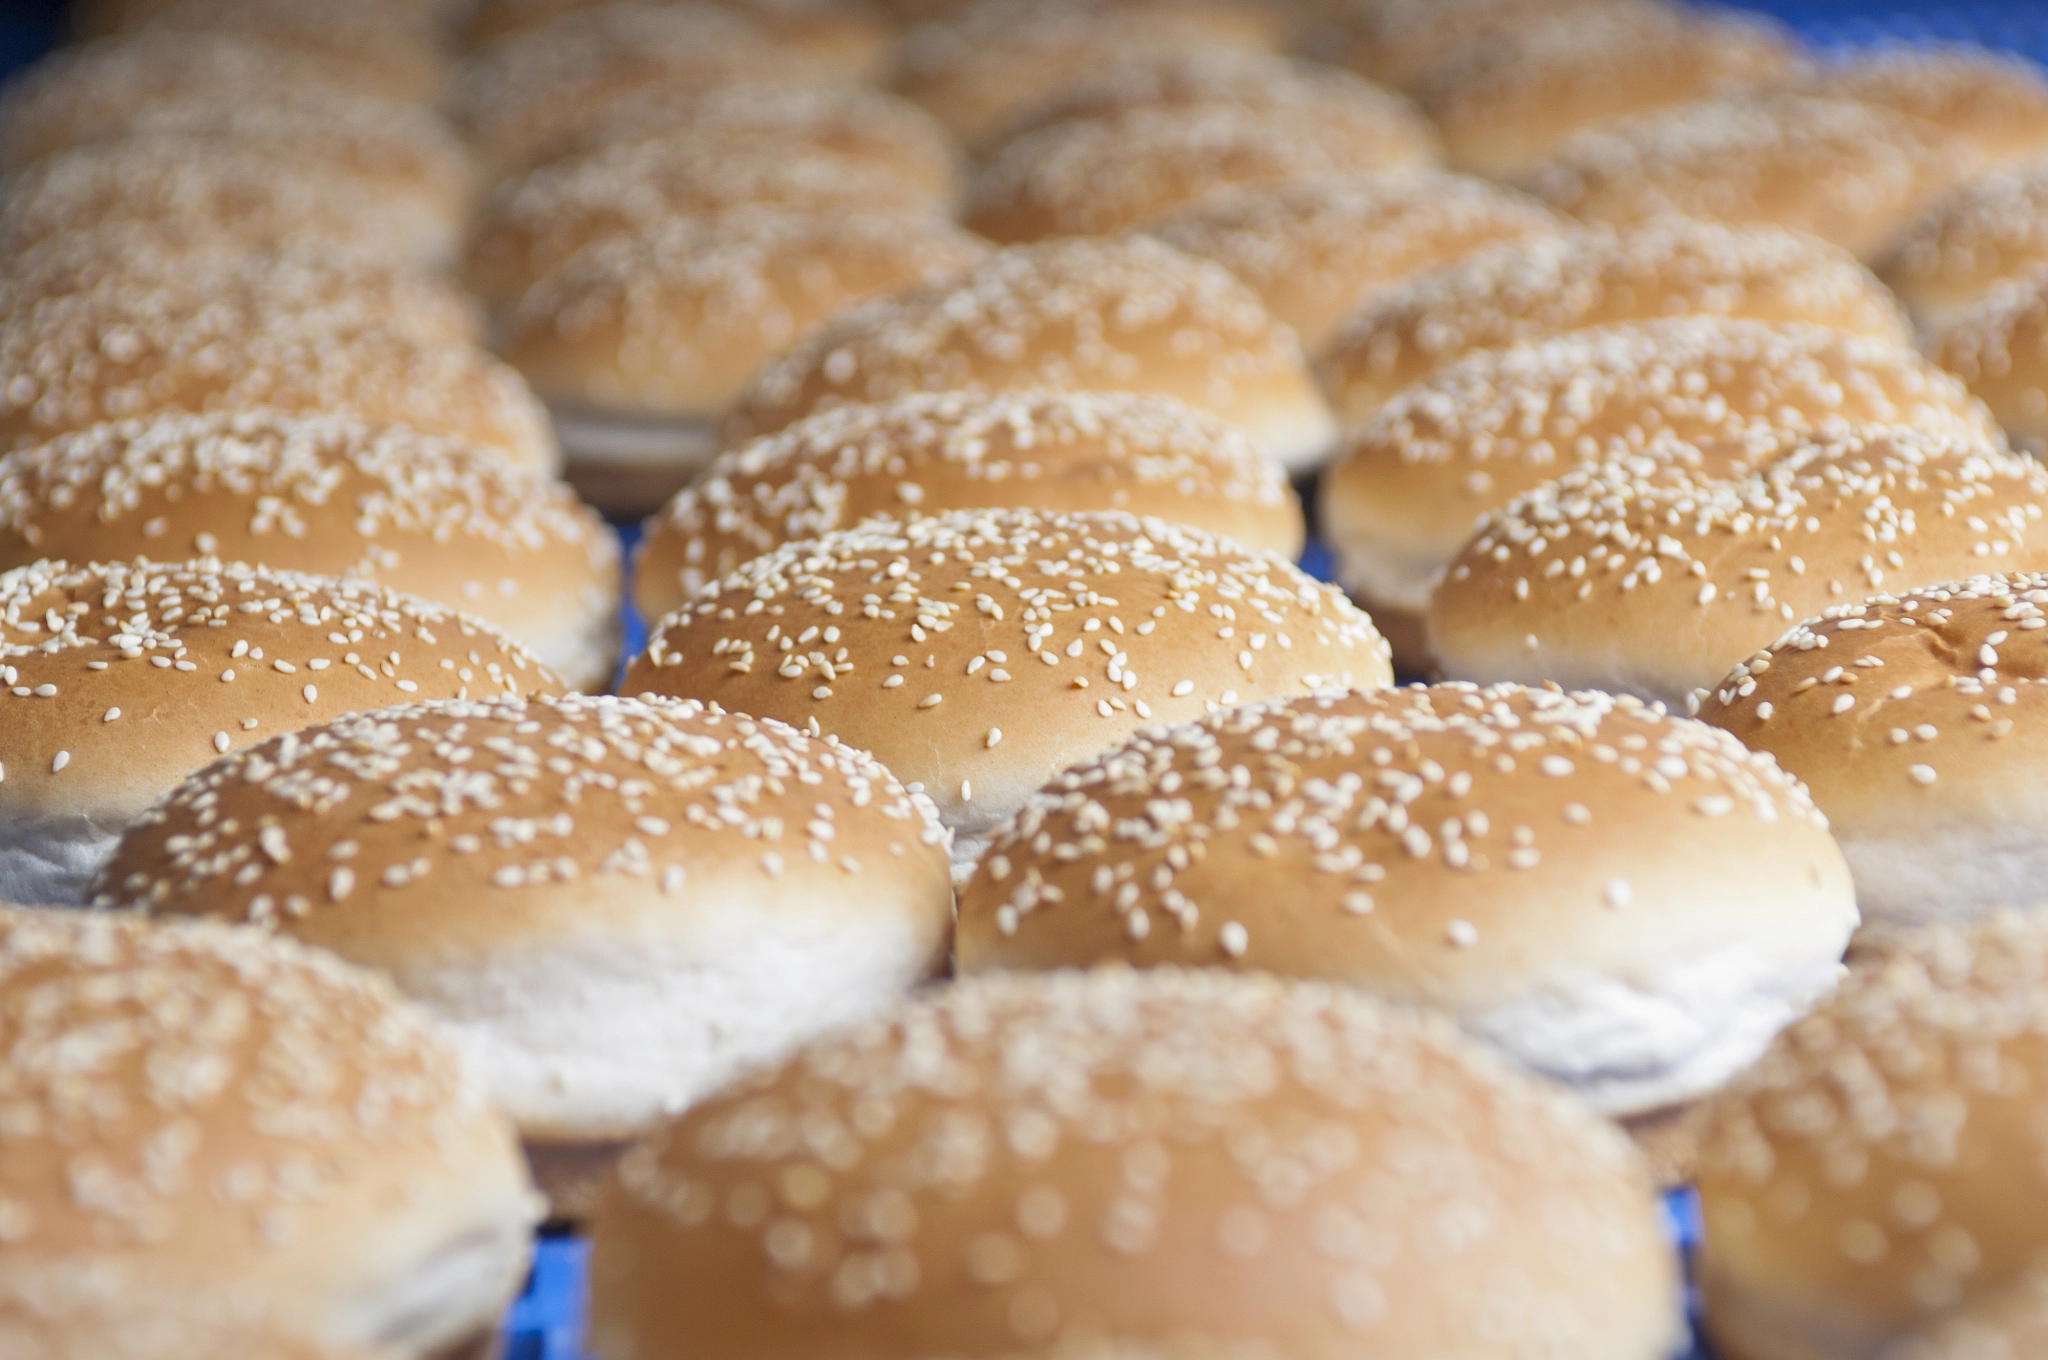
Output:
[
  {"xmin": 463, "ymin": 0, "xmax": 892, "ymax": 82},
  {"xmin": 1799, "ymin": 44, "xmax": 2048, "ymax": 172},
  {"xmin": 1523, "ymin": 94, "xmax": 1980, "ymax": 263},
  {"xmin": 0, "ymin": 1270, "xmax": 393, "ymax": 1360},
  {"xmin": 1881, "ymin": 168, "xmax": 2048, "ymax": 327},
  {"xmin": 729, "ymin": 236, "xmax": 1338, "ymax": 472},
  {"xmin": 504, "ymin": 82, "xmax": 959, "ymax": 202},
  {"xmin": 0, "ymin": 558, "xmax": 564, "ymax": 905},
  {"xmin": 0, "ymin": 412, "xmax": 622, "ymax": 689},
  {"xmin": 499, "ymin": 210, "xmax": 991, "ymax": 517},
  {"xmin": 1928, "ymin": 269, "xmax": 2048, "ymax": 450},
  {"xmin": 72, "ymin": 0, "xmax": 447, "ymax": 101},
  {"xmin": 1894, "ymin": 1271, "xmax": 2048, "ymax": 1360},
  {"xmin": 893, "ymin": 0, "xmax": 1278, "ymax": 149},
  {"xmin": 1147, "ymin": 171, "xmax": 1566, "ymax": 357},
  {"xmin": 0, "ymin": 138, "xmax": 456, "ymax": 268},
  {"xmin": 1415, "ymin": 7, "xmax": 1799, "ymax": 179},
  {"xmin": 463, "ymin": 142, "xmax": 941, "ymax": 313},
  {"xmin": 588, "ymin": 966, "xmax": 1683, "ymax": 1360},
  {"xmin": 1696, "ymin": 911, "xmax": 2048, "ymax": 1360},
  {"xmin": 1695, "ymin": 571, "xmax": 2048, "ymax": 927},
  {"xmin": 1429, "ymin": 430, "xmax": 2048, "ymax": 708},
  {"xmin": 1320, "ymin": 221, "xmax": 1913, "ymax": 428},
  {"xmin": 452, "ymin": 3, "xmax": 844, "ymax": 176},
  {"xmin": 962, "ymin": 102, "xmax": 1442, "ymax": 245},
  {"xmin": 1322, "ymin": 318, "xmax": 1994, "ymax": 671},
  {"xmin": 985, "ymin": 48, "xmax": 1438, "ymax": 156},
  {"xmin": 635, "ymin": 389, "xmax": 1306, "ymax": 619},
  {"xmin": 0, "ymin": 907, "xmax": 538, "ymax": 1355},
  {"xmin": 0, "ymin": 279, "xmax": 559, "ymax": 473},
  {"xmin": 1330, "ymin": 0, "xmax": 1655, "ymax": 91},
  {"xmin": 624, "ymin": 508, "xmax": 1391, "ymax": 877},
  {"xmin": 959, "ymin": 681, "xmax": 1856, "ymax": 1126},
  {"xmin": 93, "ymin": 693, "xmax": 953, "ymax": 1218}
]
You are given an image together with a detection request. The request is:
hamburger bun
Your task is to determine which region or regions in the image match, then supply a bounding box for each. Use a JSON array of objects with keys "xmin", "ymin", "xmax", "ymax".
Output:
[
  {"xmin": 1882, "ymin": 167, "xmax": 2048, "ymax": 326},
  {"xmin": 0, "ymin": 557, "xmax": 563, "ymax": 904},
  {"xmin": 92, "ymin": 693, "xmax": 954, "ymax": 1218},
  {"xmin": 1695, "ymin": 570, "xmax": 2048, "ymax": 928},
  {"xmin": 623, "ymin": 508, "xmax": 1392, "ymax": 877},
  {"xmin": 634, "ymin": 389, "xmax": 1306, "ymax": 619},
  {"xmin": 1928, "ymin": 268, "xmax": 2048, "ymax": 450},
  {"xmin": 588, "ymin": 966, "xmax": 1683, "ymax": 1360},
  {"xmin": 0, "ymin": 907, "xmax": 538, "ymax": 1355},
  {"xmin": 70, "ymin": 0, "xmax": 446, "ymax": 101},
  {"xmin": 729, "ymin": 236, "xmax": 1337, "ymax": 472},
  {"xmin": 959, "ymin": 682, "xmax": 1857, "ymax": 1141},
  {"xmin": 1800, "ymin": 44, "xmax": 2048, "ymax": 170},
  {"xmin": 1321, "ymin": 220, "xmax": 1912, "ymax": 427},
  {"xmin": 463, "ymin": 0, "xmax": 891, "ymax": 81},
  {"xmin": 0, "ymin": 1269, "xmax": 394, "ymax": 1360},
  {"xmin": 499, "ymin": 210, "xmax": 990, "ymax": 516},
  {"xmin": 0, "ymin": 411, "xmax": 621, "ymax": 689},
  {"xmin": 1429, "ymin": 430, "xmax": 2048, "ymax": 707},
  {"xmin": 1330, "ymin": 0, "xmax": 1656, "ymax": 91},
  {"xmin": 1146, "ymin": 170, "xmax": 1566, "ymax": 357}
]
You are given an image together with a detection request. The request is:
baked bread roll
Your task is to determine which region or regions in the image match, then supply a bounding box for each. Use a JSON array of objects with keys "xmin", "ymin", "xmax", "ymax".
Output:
[
  {"xmin": 1800, "ymin": 43, "xmax": 2048, "ymax": 170},
  {"xmin": 1928, "ymin": 267, "xmax": 2048, "ymax": 449},
  {"xmin": 1883, "ymin": 167, "xmax": 2048, "ymax": 325}
]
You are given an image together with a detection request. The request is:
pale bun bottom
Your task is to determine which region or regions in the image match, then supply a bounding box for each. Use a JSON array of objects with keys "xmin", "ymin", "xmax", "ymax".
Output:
[
  {"xmin": 1842, "ymin": 822, "xmax": 2048, "ymax": 927},
  {"xmin": 1332, "ymin": 535, "xmax": 1441, "ymax": 675},
  {"xmin": 553, "ymin": 407, "xmax": 721, "ymax": 519},
  {"xmin": 519, "ymin": 606, "xmax": 622, "ymax": 695},
  {"xmin": 1703, "ymin": 1259, "xmax": 1874, "ymax": 1360},
  {"xmin": 0, "ymin": 813, "xmax": 123, "ymax": 906}
]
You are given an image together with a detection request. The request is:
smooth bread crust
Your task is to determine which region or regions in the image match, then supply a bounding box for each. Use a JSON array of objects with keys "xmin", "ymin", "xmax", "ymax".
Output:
[
  {"xmin": 1146, "ymin": 171, "xmax": 1566, "ymax": 356},
  {"xmin": 501, "ymin": 211, "xmax": 991, "ymax": 422},
  {"xmin": 1320, "ymin": 222, "xmax": 1911, "ymax": 425},
  {"xmin": 728, "ymin": 237, "xmax": 1337, "ymax": 472},
  {"xmin": 588, "ymin": 967, "xmax": 1683, "ymax": 1360},
  {"xmin": 0, "ymin": 412, "xmax": 621, "ymax": 689},
  {"xmin": 624, "ymin": 508, "xmax": 1391, "ymax": 838},
  {"xmin": 91, "ymin": 694, "xmax": 953, "ymax": 1142},
  {"xmin": 1429, "ymin": 431, "xmax": 2048, "ymax": 707},
  {"xmin": 635, "ymin": 389, "xmax": 1304, "ymax": 619},
  {"xmin": 1522, "ymin": 94, "xmax": 1978, "ymax": 262},
  {"xmin": 1697, "ymin": 913, "xmax": 2048, "ymax": 1360},
  {"xmin": 0, "ymin": 909, "xmax": 536, "ymax": 1356},
  {"xmin": 1695, "ymin": 573, "xmax": 2048, "ymax": 926},
  {"xmin": 957, "ymin": 683, "xmax": 1856, "ymax": 1117}
]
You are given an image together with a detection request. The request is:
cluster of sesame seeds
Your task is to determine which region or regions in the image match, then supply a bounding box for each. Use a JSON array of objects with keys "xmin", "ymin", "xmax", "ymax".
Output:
[
  {"xmin": 1522, "ymin": 94, "xmax": 1974, "ymax": 259},
  {"xmin": 730, "ymin": 237, "xmax": 1309, "ymax": 442},
  {"xmin": 1800, "ymin": 44, "xmax": 2048, "ymax": 164},
  {"xmin": 1321, "ymin": 222, "xmax": 1910, "ymax": 420},
  {"xmin": 501, "ymin": 210, "xmax": 989, "ymax": 415},
  {"xmin": 1928, "ymin": 270, "xmax": 2048, "ymax": 433},
  {"xmin": 0, "ymin": 906, "xmax": 495, "ymax": 1252},
  {"xmin": 1881, "ymin": 164, "xmax": 2048, "ymax": 310},
  {"xmin": 1437, "ymin": 431, "xmax": 2048, "ymax": 693},
  {"xmin": 1694, "ymin": 572, "xmax": 2048, "ymax": 795},
  {"xmin": 627, "ymin": 508, "xmax": 1387, "ymax": 825},
  {"xmin": 960, "ymin": 681, "xmax": 1824, "ymax": 959},
  {"xmin": 641, "ymin": 389, "xmax": 1296, "ymax": 605},
  {"xmin": 964, "ymin": 102, "xmax": 1438, "ymax": 244},
  {"xmin": 1697, "ymin": 911, "xmax": 2048, "ymax": 1323},
  {"xmin": 598, "ymin": 966, "xmax": 1669, "ymax": 1354},
  {"xmin": 93, "ymin": 693, "xmax": 946, "ymax": 923},
  {"xmin": 0, "ymin": 275, "xmax": 554, "ymax": 466},
  {"xmin": 1149, "ymin": 171, "xmax": 1566, "ymax": 352}
]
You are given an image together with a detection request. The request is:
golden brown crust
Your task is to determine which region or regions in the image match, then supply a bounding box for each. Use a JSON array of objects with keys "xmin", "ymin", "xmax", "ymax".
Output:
[
  {"xmin": 588, "ymin": 967, "xmax": 1682, "ymax": 1360},
  {"xmin": 634, "ymin": 389, "xmax": 1304, "ymax": 619},
  {"xmin": 1429, "ymin": 430, "xmax": 2048, "ymax": 706},
  {"xmin": 1523, "ymin": 94, "xmax": 1981, "ymax": 262},
  {"xmin": 624, "ymin": 508, "xmax": 1390, "ymax": 834},
  {"xmin": 1320, "ymin": 221, "xmax": 1912, "ymax": 426},
  {"xmin": 1147, "ymin": 171, "xmax": 1566, "ymax": 356}
]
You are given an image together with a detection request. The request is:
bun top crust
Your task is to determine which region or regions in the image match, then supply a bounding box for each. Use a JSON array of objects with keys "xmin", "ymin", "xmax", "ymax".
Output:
[
  {"xmin": 963, "ymin": 102, "xmax": 1442, "ymax": 244},
  {"xmin": 1147, "ymin": 171, "xmax": 1566, "ymax": 356},
  {"xmin": 624, "ymin": 508, "xmax": 1391, "ymax": 833},
  {"xmin": 0, "ymin": 907, "xmax": 533, "ymax": 1352},
  {"xmin": 1523, "ymin": 94, "xmax": 1978, "ymax": 261},
  {"xmin": 1320, "ymin": 221, "xmax": 1911, "ymax": 425},
  {"xmin": 1332, "ymin": 0, "xmax": 1655, "ymax": 90},
  {"xmin": 634, "ymin": 389, "xmax": 1304, "ymax": 619},
  {"xmin": 728, "ymin": 237, "xmax": 1335, "ymax": 470},
  {"xmin": 1429, "ymin": 431, "xmax": 2048, "ymax": 705},
  {"xmin": 73, "ymin": 0, "xmax": 446, "ymax": 101},
  {"xmin": 1928, "ymin": 269, "xmax": 2048, "ymax": 444},
  {"xmin": 500, "ymin": 210, "xmax": 990, "ymax": 422},
  {"xmin": 1800, "ymin": 44, "xmax": 2048, "ymax": 168},
  {"xmin": 1416, "ymin": 6, "xmax": 1798, "ymax": 178},
  {"xmin": 0, "ymin": 280, "xmax": 557, "ymax": 471},
  {"xmin": 462, "ymin": 0, "xmax": 892, "ymax": 80},
  {"xmin": 0, "ymin": 558, "xmax": 563, "ymax": 827},
  {"xmin": 588, "ymin": 967, "xmax": 1681, "ymax": 1360},
  {"xmin": 93, "ymin": 693, "xmax": 950, "ymax": 977},
  {"xmin": 1882, "ymin": 166, "xmax": 2048, "ymax": 323},
  {"xmin": 1696, "ymin": 912, "xmax": 2048, "ymax": 1357},
  {"xmin": 957, "ymin": 685, "xmax": 1851, "ymax": 1103},
  {"xmin": 1695, "ymin": 571, "xmax": 2048, "ymax": 837}
]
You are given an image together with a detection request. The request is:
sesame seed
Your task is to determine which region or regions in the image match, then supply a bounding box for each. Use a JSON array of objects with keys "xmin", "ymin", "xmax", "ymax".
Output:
[
  {"xmin": 918, "ymin": 694, "xmax": 943, "ymax": 708},
  {"xmin": 1446, "ymin": 919, "xmax": 1478, "ymax": 947},
  {"xmin": 1831, "ymin": 694, "xmax": 1855, "ymax": 715},
  {"xmin": 1909, "ymin": 764, "xmax": 1938, "ymax": 785},
  {"xmin": 1219, "ymin": 921, "xmax": 1249, "ymax": 957},
  {"xmin": 50, "ymin": 751, "xmax": 69, "ymax": 773},
  {"xmin": 1604, "ymin": 878, "xmax": 1633, "ymax": 909},
  {"xmin": 987, "ymin": 728, "xmax": 1003, "ymax": 748},
  {"xmin": 214, "ymin": 732, "xmax": 231, "ymax": 753},
  {"xmin": 102, "ymin": 707, "xmax": 119, "ymax": 722}
]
